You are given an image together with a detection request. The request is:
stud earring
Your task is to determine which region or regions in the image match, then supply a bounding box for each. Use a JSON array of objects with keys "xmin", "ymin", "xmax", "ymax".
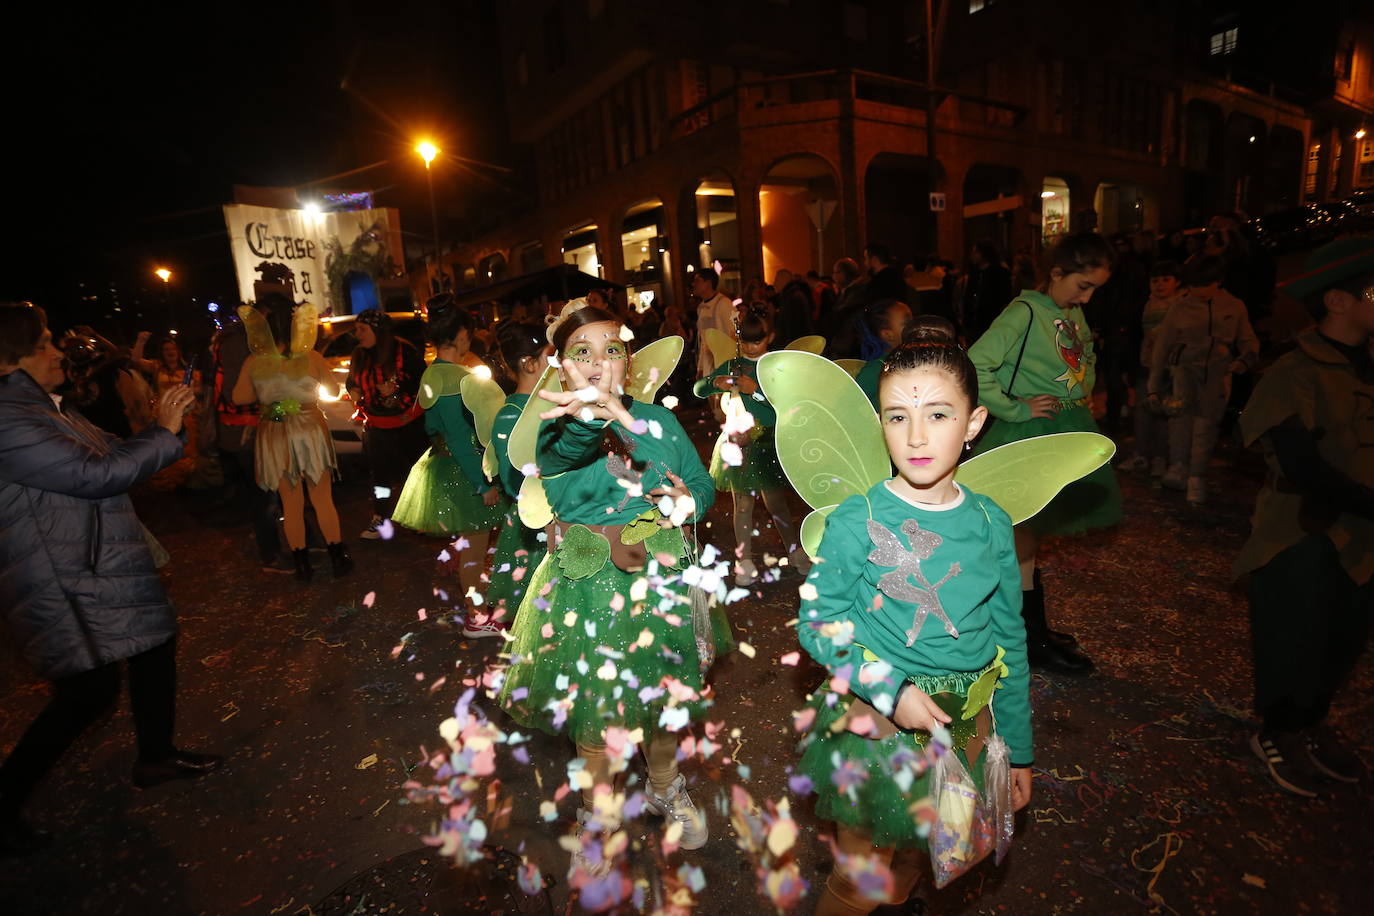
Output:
[{"xmin": 964, "ymin": 440, "xmax": 972, "ymax": 452}]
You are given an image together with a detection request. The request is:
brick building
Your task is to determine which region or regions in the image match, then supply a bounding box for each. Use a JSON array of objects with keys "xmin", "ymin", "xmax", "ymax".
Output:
[{"xmin": 419, "ymin": 0, "xmax": 1374, "ymax": 309}]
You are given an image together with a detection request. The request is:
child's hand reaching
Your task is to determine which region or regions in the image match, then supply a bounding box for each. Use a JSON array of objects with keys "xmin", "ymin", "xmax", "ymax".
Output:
[
  {"xmin": 892, "ymin": 684, "xmax": 953, "ymax": 733},
  {"xmin": 1011, "ymin": 767, "xmax": 1032, "ymax": 811}
]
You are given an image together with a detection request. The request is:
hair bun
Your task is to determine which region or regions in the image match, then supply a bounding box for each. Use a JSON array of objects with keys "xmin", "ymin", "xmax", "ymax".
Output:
[{"xmin": 903, "ymin": 315, "xmax": 959, "ymax": 346}]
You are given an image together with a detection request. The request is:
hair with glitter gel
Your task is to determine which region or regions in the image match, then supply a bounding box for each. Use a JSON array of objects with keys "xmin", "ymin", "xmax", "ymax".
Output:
[
  {"xmin": 550, "ymin": 305, "xmax": 625, "ymax": 356},
  {"xmin": 879, "ymin": 317, "xmax": 978, "ymax": 407}
]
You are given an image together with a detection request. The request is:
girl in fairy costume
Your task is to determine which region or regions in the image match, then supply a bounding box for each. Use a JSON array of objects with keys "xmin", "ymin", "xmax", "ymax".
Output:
[
  {"xmin": 758, "ymin": 332, "xmax": 1112, "ymax": 914},
  {"xmin": 788, "ymin": 329, "xmax": 1033, "ymax": 914},
  {"xmin": 497, "ymin": 302, "xmax": 727, "ymax": 875},
  {"xmin": 968, "ymin": 231, "xmax": 1122, "ymax": 675},
  {"xmin": 483, "ymin": 319, "xmax": 552, "ymax": 628},
  {"xmin": 232, "ymin": 298, "xmax": 353, "ymax": 583},
  {"xmin": 694, "ymin": 309, "xmax": 811, "ymax": 585},
  {"xmin": 392, "ymin": 300, "xmax": 509, "ymax": 637}
]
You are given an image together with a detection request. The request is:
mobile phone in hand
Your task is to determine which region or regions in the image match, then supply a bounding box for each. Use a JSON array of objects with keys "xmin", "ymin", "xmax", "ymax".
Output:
[{"xmin": 183, "ymin": 355, "xmax": 197, "ymax": 388}]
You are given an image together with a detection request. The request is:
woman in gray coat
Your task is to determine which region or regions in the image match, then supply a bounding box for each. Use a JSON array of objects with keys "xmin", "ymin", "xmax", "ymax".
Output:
[{"xmin": 0, "ymin": 303, "xmax": 220, "ymax": 857}]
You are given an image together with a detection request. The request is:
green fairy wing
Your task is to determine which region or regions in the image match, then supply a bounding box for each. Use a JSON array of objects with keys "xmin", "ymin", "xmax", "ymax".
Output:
[
  {"xmin": 799, "ymin": 505, "xmax": 838, "ymax": 561},
  {"xmin": 757, "ymin": 350, "xmax": 887, "ymax": 513},
  {"xmin": 291, "ymin": 302, "xmax": 319, "ymax": 355},
  {"xmin": 783, "ymin": 335, "xmax": 825, "ymax": 354},
  {"xmin": 418, "ymin": 362, "xmax": 468, "ymax": 410},
  {"xmin": 238, "ymin": 305, "xmax": 277, "ymax": 357},
  {"xmin": 703, "ymin": 327, "xmax": 736, "ymax": 370},
  {"xmin": 508, "ymin": 366, "xmax": 563, "ymax": 528},
  {"xmin": 625, "ymin": 335, "xmax": 683, "ymax": 404},
  {"xmin": 835, "ymin": 358, "xmax": 866, "ymax": 379},
  {"xmin": 460, "ymin": 370, "xmax": 507, "ymax": 481},
  {"xmin": 955, "ymin": 432, "xmax": 1116, "ymax": 525}
]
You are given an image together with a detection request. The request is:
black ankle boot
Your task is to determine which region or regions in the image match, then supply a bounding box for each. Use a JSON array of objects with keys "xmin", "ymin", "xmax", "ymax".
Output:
[
  {"xmin": 1022, "ymin": 573, "xmax": 1093, "ymax": 675},
  {"xmin": 292, "ymin": 548, "xmax": 312, "ymax": 583},
  {"xmin": 1030, "ymin": 570, "xmax": 1078, "ymax": 648},
  {"xmin": 326, "ymin": 542, "xmax": 354, "ymax": 577}
]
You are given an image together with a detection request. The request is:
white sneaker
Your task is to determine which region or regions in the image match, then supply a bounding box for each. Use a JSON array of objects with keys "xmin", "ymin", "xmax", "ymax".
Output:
[
  {"xmin": 359, "ymin": 514, "xmax": 385, "ymax": 540},
  {"xmin": 1150, "ymin": 457, "xmax": 1168, "ymax": 478},
  {"xmin": 1117, "ymin": 455, "xmax": 1148, "ymax": 472},
  {"xmin": 788, "ymin": 548, "xmax": 813, "ymax": 577},
  {"xmin": 569, "ymin": 808, "xmax": 616, "ymax": 879},
  {"xmin": 643, "ymin": 774, "xmax": 708, "ymax": 850},
  {"xmin": 734, "ymin": 558, "xmax": 758, "ymax": 587},
  {"xmin": 1160, "ymin": 465, "xmax": 1187, "ymax": 491},
  {"xmin": 1186, "ymin": 476, "xmax": 1207, "ymax": 505},
  {"xmin": 461, "ymin": 618, "xmax": 507, "ymax": 639}
]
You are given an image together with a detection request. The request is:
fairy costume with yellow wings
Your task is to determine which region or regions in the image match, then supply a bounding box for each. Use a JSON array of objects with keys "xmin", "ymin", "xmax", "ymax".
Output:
[
  {"xmin": 496, "ymin": 333, "xmax": 732, "ymax": 744},
  {"xmin": 757, "ymin": 350, "xmax": 1112, "ymax": 868},
  {"xmin": 391, "ymin": 361, "xmax": 509, "ymax": 536},
  {"xmin": 236, "ymin": 303, "xmax": 336, "ymax": 490}
]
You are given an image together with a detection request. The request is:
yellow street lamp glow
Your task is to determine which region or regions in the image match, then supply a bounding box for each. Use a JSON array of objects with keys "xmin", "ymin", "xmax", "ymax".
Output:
[
  {"xmin": 154, "ymin": 268, "xmax": 171, "ymax": 283},
  {"xmin": 415, "ymin": 141, "xmax": 439, "ymax": 166},
  {"xmin": 1358, "ymin": 128, "xmax": 1368, "ymax": 140}
]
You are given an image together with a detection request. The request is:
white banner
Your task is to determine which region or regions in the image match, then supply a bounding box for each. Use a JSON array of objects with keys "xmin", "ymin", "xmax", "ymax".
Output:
[{"xmin": 222, "ymin": 204, "xmax": 403, "ymax": 315}]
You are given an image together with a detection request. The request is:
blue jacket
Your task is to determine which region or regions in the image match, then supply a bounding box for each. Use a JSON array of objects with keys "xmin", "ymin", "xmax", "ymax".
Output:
[{"xmin": 0, "ymin": 369, "xmax": 183, "ymax": 679}]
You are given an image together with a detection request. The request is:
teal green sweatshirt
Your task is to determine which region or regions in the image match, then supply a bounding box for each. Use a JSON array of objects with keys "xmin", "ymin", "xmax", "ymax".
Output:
[
  {"xmin": 968, "ymin": 290, "xmax": 1096, "ymax": 423},
  {"xmin": 421, "ymin": 360, "xmax": 489, "ymax": 492},
  {"xmin": 692, "ymin": 357, "xmax": 777, "ymax": 426},
  {"xmin": 538, "ymin": 400, "xmax": 715, "ymax": 525},
  {"xmin": 796, "ymin": 480, "xmax": 1033, "ymax": 766},
  {"xmin": 856, "ymin": 357, "xmax": 883, "ymax": 409},
  {"xmin": 492, "ymin": 393, "xmax": 528, "ymax": 500}
]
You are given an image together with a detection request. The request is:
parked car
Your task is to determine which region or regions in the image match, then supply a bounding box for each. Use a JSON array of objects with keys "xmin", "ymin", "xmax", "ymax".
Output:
[
  {"xmin": 313, "ymin": 312, "xmax": 431, "ymax": 455},
  {"xmin": 1248, "ymin": 205, "xmax": 1338, "ymax": 255}
]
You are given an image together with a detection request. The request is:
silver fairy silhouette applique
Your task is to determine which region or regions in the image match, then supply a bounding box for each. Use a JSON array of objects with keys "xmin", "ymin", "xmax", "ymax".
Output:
[{"xmin": 866, "ymin": 518, "xmax": 961, "ymax": 646}]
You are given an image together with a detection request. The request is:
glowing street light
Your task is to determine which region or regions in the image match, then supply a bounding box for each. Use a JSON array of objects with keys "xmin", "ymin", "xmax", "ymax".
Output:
[
  {"xmin": 154, "ymin": 267, "xmax": 173, "ymax": 329},
  {"xmin": 1358, "ymin": 128, "xmax": 1368, "ymax": 140},
  {"xmin": 416, "ymin": 140, "xmax": 443, "ymax": 292},
  {"xmin": 154, "ymin": 267, "xmax": 171, "ymax": 283}
]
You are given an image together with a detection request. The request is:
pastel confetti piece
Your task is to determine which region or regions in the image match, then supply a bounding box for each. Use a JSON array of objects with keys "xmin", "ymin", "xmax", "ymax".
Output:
[
  {"xmin": 780, "ymin": 651, "xmax": 800, "ymax": 666},
  {"xmin": 738, "ymin": 641, "xmax": 756, "ymax": 658},
  {"xmin": 372, "ymin": 486, "xmax": 391, "ymax": 500},
  {"xmin": 355, "ymin": 753, "xmax": 378, "ymax": 770},
  {"xmin": 363, "ymin": 592, "xmax": 376, "ymax": 608},
  {"xmin": 661, "ymin": 395, "xmax": 679, "ymax": 409}
]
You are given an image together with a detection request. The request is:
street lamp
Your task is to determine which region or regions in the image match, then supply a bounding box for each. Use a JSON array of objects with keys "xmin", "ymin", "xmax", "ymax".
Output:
[
  {"xmin": 415, "ymin": 140, "xmax": 443, "ymax": 294},
  {"xmin": 154, "ymin": 267, "xmax": 172, "ymax": 328}
]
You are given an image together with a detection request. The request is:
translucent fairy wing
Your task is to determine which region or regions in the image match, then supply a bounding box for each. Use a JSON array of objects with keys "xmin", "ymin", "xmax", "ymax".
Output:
[
  {"xmin": 461, "ymin": 371, "xmax": 506, "ymax": 448},
  {"xmin": 625, "ymin": 335, "xmax": 683, "ymax": 404},
  {"xmin": 703, "ymin": 327, "xmax": 736, "ymax": 369},
  {"xmin": 417, "ymin": 362, "xmax": 468, "ymax": 410},
  {"xmin": 835, "ymin": 359, "xmax": 866, "ymax": 379},
  {"xmin": 507, "ymin": 365, "xmax": 562, "ymax": 474},
  {"xmin": 291, "ymin": 302, "xmax": 319, "ymax": 355},
  {"xmin": 757, "ymin": 350, "xmax": 888, "ymax": 512},
  {"xmin": 800, "ymin": 505, "xmax": 836, "ymax": 560},
  {"xmin": 517, "ymin": 476, "xmax": 553, "ymax": 528},
  {"xmin": 784, "ymin": 335, "xmax": 825, "ymax": 354},
  {"xmin": 956, "ymin": 432, "xmax": 1116, "ymax": 525},
  {"xmin": 237, "ymin": 305, "xmax": 276, "ymax": 357}
]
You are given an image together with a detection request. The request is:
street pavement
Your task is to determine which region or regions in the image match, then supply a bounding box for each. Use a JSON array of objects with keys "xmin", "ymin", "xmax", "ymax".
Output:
[{"xmin": 0, "ymin": 410, "xmax": 1369, "ymax": 915}]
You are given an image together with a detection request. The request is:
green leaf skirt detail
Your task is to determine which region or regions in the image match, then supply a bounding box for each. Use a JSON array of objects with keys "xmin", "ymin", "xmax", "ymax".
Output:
[
  {"xmin": 485, "ymin": 510, "xmax": 545, "ymax": 619},
  {"xmin": 392, "ymin": 447, "xmax": 509, "ymax": 536}
]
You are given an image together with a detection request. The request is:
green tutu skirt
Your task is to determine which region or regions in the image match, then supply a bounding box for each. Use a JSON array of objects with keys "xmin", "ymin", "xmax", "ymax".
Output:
[
  {"xmin": 498, "ymin": 525, "xmax": 733, "ymax": 745},
  {"xmin": 392, "ymin": 447, "xmax": 509, "ymax": 536},
  {"xmin": 798, "ymin": 665, "xmax": 996, "ymax": 850},
  {"xmin": 709, "ymin": 428, "xmax": 786, "ymax": 494},
  {"xmin": 973, "ymin": 405, "xmax": 1122, "ymax": 536},
  {"xmin": 485, "ymin": 509, "xmax": 545, "ymax": 621}
]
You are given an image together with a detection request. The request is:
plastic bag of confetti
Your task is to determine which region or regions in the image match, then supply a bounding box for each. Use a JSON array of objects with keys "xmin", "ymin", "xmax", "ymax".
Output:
[
  {"xmin": 927, "ymin": 744, "xmax": 995, "ymax": 888},
  {"xmin": 982, "ymin": 733, "xmax": 1014, "ymax": 865}
]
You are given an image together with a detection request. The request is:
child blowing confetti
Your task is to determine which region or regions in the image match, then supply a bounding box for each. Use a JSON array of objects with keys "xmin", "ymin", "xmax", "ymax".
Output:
[
  {"xmin": 794, "ymin": 326, "xmax": 1033, "ymax": 914},
  {"xmin": 496, "ymin": 303, "xmax": 729, "ymax": 878}
]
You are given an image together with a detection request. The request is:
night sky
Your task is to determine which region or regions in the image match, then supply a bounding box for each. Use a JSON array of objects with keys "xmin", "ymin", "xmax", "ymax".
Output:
[{"xmin": 5, "ymin": 1, "xmax": 508, "ymax": 335}]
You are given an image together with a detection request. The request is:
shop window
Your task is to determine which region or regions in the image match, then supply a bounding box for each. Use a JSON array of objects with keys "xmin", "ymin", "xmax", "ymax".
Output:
[
  {"xmin": 1209, "ymin": 27, "xmax": 1238, "ymax": 56},
  {"xmin": 969, "ymin": 0, "xmax": 995, "ymax": 11},
  {"xmin": 1040, "ymin": 177, "xmax": 1071, "ymax": 242},
  {"xmin": 562, "ymin": 225, "xmax": 601, "ymax": 277},
  {"xmin": 1305, "ymin": 144, "xmax": 1321, "ymax": 196},
  {"xmin": 1359, "ymin": 139, "xmax": 1374, "ymax": 187}
]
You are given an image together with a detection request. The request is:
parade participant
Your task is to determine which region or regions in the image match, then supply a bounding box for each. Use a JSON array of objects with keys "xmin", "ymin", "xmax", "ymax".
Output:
[
  {"xmin": 498, "ymin": 302, "xmax": 723, "ymax": 875},
  {"xmin": 693, "ymin": 310, "xmax": 809, "ymax": 585},
  {"xmin": 785, "ymin": 328, "xmax": 1033, "ymax": 914},
  {"xmin": 0, "ymin": 303, "xmax": 220, "ymax": 856},
  {"xmin": 854, "ymin": 298, "xmax": 914, "ymax": 408},
  {"xmin": 1117, "ymin": 260, "xmax": 1183, "ymax": 479},
  {"xmin": 1149, "ymin": 255, "xmax": 1259, "ymax": 505},
  {"xmin": 346, "ymin": 308, "xmax": 428, "ymax": 539},
  {"xmin": 152, "ymin": 337, "xmax": 200, "ymax": 397},
  {"xmin": 692, "ymin": 268, "xmax": 736, "ymax": 378},
  {"xmin": 391, "ymin": 300, "xmax": 508, "ymax": 637},
  {"xmin": 1235, "ymin": 237, "xmax": 1374, "ymax": 796},
  {"xmin": 483, "ymin": 319, "xmax": 551, "ymax": 627},
  {"xmin": 968, "ymin": 231, "xmax": 1120, "ymax": 675},
  {"xmin": 232, "ymin": 299, "xmax": 352, "ymax": 583}
]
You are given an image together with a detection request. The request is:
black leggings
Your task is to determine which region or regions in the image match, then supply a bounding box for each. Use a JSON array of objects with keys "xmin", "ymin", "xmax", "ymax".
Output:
[{"xmin": 0, "ymin": 638, "xmax": 177, "ymax": 815}]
